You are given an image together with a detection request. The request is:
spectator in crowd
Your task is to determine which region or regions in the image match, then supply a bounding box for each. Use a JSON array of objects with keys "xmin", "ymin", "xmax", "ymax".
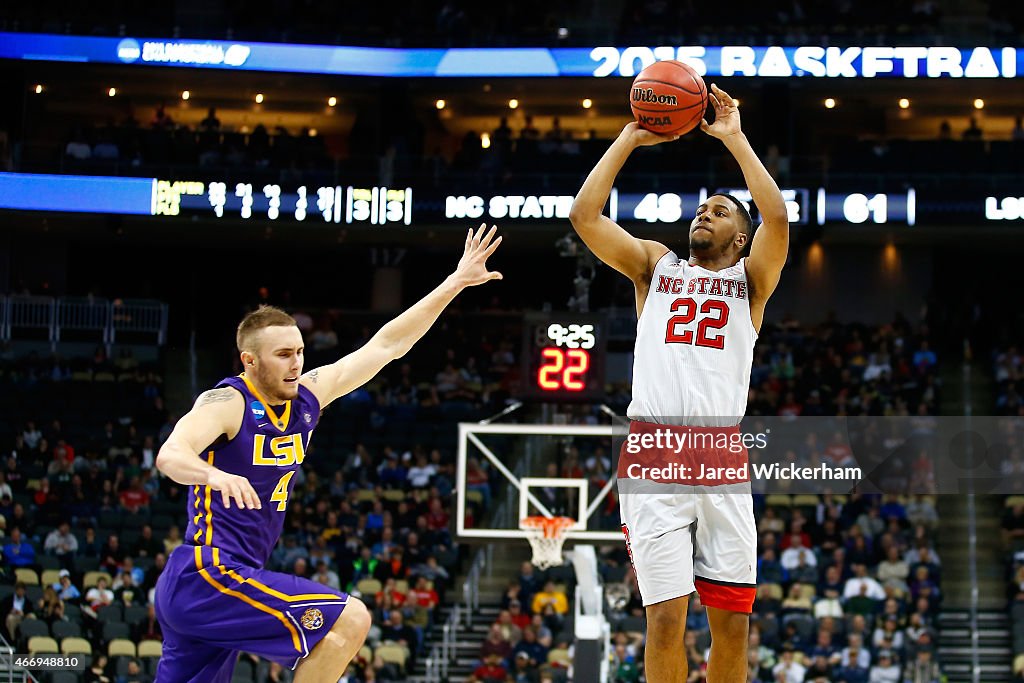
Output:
[
  {"xmin": 53, "ymin": 568, "xmax": 82, "ymax": 602},
  {"xmin": 2, "ymin": 527, "xmax": 35, "ymax": 568},
  {"xmin": 531, "ymin": 581, "xmax": 569, "ymax": 616},
  {"xmin": 2, "ymin": 581, "xmax": 34, "ymax": 640}
]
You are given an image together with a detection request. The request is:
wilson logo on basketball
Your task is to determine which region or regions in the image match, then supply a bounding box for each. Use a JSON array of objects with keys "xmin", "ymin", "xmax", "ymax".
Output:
[
  {"xmin": 632, "ymin": 88, "xmax": 678, "ymax": 106},
  {"xmin": 638, "ymin": 114, "xmax": 672, "ymax": 127}
]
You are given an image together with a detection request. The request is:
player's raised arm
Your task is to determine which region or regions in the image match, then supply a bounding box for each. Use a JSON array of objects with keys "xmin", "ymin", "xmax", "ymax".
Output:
[
  {"xmin": 701, "ymin": 84, "xmax": 790, "ymax": 302},
  {"xmin": 155, "ymin": 388, "xmax": 262, "ymax": 510},
  {"xmin": 569, "ymin": 122, "xmax": 676, "ymax": 283},
  {"xmin": 300, "ymin": 224, "xmax": 502, "ymax": 408}
]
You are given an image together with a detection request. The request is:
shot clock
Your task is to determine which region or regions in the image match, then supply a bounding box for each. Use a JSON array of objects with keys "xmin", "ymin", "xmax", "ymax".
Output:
[{"xmin": 520, "ymin": 312, "xmax": 607, "ymax": 400}]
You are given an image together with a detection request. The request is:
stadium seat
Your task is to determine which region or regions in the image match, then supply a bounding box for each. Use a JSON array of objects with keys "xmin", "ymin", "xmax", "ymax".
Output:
[
  {"xmin": 394, "ymin": 580, "xmax": 410, "ymax": 594},
  {"xmin": 84, "ymin": 571, "xmax": 113, "ymax": 589},
  {"xmin": 60, "ymin": 637, "xmax": 92, "ymax": 655},
  {"xmin": 137, "ymin": 640, "xmax": 162, "ymax": 658},
  {"xmin": 356, "ymin": 579, "xmax": 382, "ymax": 596},
  {"xmin": 1007, "ymin": 496, "xmax": 1024, "ymax": 508},
  {"xmin": 15, "ymin": 568, "xmax": 40, "ymax": 585},
  {"xmin": 25, "ymin": 586, "xmax": 44, "ymax": 605},
  {"xmin": 358, "ymin": 645, "xmax": 373, "ymax": 662},
  {"xmin": 354, "ymin": 490, "xmax": 378, "ymax": 503},
  {"xmin": 107, "ymin": 639, "xmax": 137, "ymax": 657},
  {"xmin": 375, "ymin": 644, "xmax": 408, "ymax": 669},
  {"xmin": 96, "ymin": 604, "xmax": 124, "ymax": 623},
  {"xmin": 19, "ymin": 619, "xmax": 50, "ymax": 642},
  {"xmin": 123, "ymin": 606, "xmax": 148, "ymax": 625},
  {"xmin": 547, "ymin": 647, "xmax": 572, "ymax": 667},
  {"xmin": 40, "ymin": 569, "xmax": 62, "ymax": 586},
  {"xmin": 51, "ymin": 621, "xmax": 82, "ymax": 640},
  {"xmin": 27, "ymin": 636, "xmax": 59, "ymax": 654},
  {"xmin": 103, "ymin": 622, "xmax": 132, "ymax": 642},
  {"xmin": 50, "ymin": 672, "xmax": 78, "ymax": 683},
  {"xmin": 466, "ymin": 490, "xmax": 484, "ymax": 505},
  {"xmin": 765, "ymin": 494, "xmax": 793, "ymax": 508},
  {"xmin": 792, "ymin": 494, "xmax": 820, "ymax": 508},
  {"xmin": 37, "ymin": 555, "xmax": 61, "ymax": 571}
]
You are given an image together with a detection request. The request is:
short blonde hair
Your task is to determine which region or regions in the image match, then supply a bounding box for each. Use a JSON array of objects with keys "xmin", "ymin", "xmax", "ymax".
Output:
[{"xmin": 236, "ymin": 305, "xmax": 297, "ymax": 353}]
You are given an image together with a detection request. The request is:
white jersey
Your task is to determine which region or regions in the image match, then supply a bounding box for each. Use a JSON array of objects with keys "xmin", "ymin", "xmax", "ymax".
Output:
[{"xmin": 626, "ymin": 251, "xmax": 757, "ymax": 427}]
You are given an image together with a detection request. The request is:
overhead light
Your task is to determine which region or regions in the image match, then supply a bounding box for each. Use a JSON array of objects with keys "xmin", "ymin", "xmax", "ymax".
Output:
[
  {"xmin": 582, "ymin": 98, "xmax": 593, "ymax": 109},
  {"xmin": 509, "ymin": 98, "xmax": 519, "ymax": 109},
  {"xmin": 824, "ymin": 98, "xmax": 836, "ymax": 109},
  {"xmin": 181, "ymin": 90, "xmax": 190, "ymax": 101},
  {"xmin": 107, "ymin": 87, "xmax": 117, "ymax": 97},
  {"xmin": 435, "ymin": 99, "xmax": 446, "ymax": 110},
  {"xmin": 973, "ymin": 98, "xmax": 984, "ymax": 109},
  {"xmin": 733, "ymin": 98, "xmax": 741, "ymax": 107},
  {"xmin": 33, "ymin": 84, "xmax": 43, "ymax": 94},
  {"xmin": 481, "ymin": 132, "xmax": 491, "ymax": 149},
  {"xmin": 557, "ymin": 27, "xmax": 569, "ymax": 39},
  {"xmin": 255, "ymin": 93, "xmax": 264, "ymax": 104},
  {"xmin": 308, "ymin": 128, "xmax": 317, "ymax": 137},
  {"xmin": 898, "ymin": 98, "xmax": 910, "ymax": 109},
  {"xmin": 328, "ymin": 96, "xmax": 337, "ymax": 107}
]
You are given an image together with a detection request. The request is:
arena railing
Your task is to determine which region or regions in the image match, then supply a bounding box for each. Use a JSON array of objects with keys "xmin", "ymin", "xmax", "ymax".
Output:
[
  {"xmin": 2, "ymin": 295, "xmax": 168, "ymax": 352},
  {"xmin": 0, "ymin": 632, "xmax": 39, "ymax": 683},
  {"xmin": 462, "ymin": 548, "xmax": 486, "ymax": 628}
]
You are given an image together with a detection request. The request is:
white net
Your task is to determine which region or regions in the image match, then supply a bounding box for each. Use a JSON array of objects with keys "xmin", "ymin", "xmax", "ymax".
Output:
[{"xmin": 521, "ymin": 516, "xmax": 575, "ymax": 569}]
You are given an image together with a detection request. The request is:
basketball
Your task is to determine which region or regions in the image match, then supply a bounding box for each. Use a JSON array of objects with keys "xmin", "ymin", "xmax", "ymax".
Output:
[{"xmin": 630, "ymin": 60, "xmax": 708, "ymax": 136}]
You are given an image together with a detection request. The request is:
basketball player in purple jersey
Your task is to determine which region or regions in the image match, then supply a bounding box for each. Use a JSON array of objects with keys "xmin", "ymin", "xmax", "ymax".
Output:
[{"xmin": 154, "ymin": 225, "xmax": 503, "ymax": 682}]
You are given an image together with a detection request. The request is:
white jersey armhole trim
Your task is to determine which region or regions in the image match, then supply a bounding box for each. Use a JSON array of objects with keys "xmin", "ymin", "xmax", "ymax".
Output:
[
  {"xmin": 739, "ymin": 257, "xmax": 759, "ymax": 341},
  {"xmin": 636, "ymin": 249, "xmax": 679, "ymax": 329}
]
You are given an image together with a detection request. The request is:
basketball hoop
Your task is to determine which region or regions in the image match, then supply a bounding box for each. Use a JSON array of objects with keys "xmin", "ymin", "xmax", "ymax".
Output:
[{"xmin": 520, "ymin": 516, "xmax": 575, "ymax": 569}]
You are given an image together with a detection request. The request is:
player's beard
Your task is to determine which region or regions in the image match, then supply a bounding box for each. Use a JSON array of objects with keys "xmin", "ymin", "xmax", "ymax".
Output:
[{"xmin": 689, "ymin": 232, "xmax": 714, "ymax": 252}]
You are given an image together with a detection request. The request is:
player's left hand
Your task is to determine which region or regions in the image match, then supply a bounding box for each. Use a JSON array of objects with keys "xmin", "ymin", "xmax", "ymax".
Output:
[
  {"xmin": 700, "ymin": 83, "xmax": 742, "ymax": 140},
  {"xmin": 453, "ymin": 224, "xmax": 503, "ymax": 287}
]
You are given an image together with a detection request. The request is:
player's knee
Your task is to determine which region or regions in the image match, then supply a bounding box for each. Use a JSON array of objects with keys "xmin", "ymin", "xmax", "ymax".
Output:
[
  {"xmin": 334, "ymin": 597, "xmax": 371, "ymax": 640},
  {"xmin": 645, "ymin": 600, "xmax": 687, "ymax": 637}
]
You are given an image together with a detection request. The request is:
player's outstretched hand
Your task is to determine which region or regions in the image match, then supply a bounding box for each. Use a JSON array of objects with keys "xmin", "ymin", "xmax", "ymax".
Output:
[
  {"xmin": 700, "ymin": 83, "xmax": 742, "ymax": 140},
  {"xmin": 622, "ymin": 121, "xmax": 679, "ymax": 147},
  {"xmin": 454, "ymin": 224, "xmax": 503, "ymax": 287},
  {"xmin": 208, "ymin": 469, "xmax": 262, "ymax": 510}
]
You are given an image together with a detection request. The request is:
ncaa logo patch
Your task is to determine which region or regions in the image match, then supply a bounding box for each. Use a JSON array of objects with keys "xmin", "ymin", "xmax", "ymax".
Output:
[
  {"xmin": 300, "ymin": 607, "xmax": 324, "ymax": 630},
  {"xmin": 303, "ymin": 413, "xmax": 312, "ymax": 424},
  {"xmin": 250, "ymin": 401, "xmax": 266, "ymax": 419}
]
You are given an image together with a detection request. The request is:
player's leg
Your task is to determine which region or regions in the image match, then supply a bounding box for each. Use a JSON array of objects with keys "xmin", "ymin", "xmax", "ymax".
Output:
[
  {"xmin": 645, "ymin": 595, "xmax": 690, "ymax": 683},
  {"xmin": 704, "ymin": 605, "xmax": 749, "ymax": 683},
  {"xmin": 158, "ymin": 545, "xmax": 360, "ymax": 676},
  {"xmin": 154, "ymin": 625, "xmax": 237, "ymax": 683},
  {"xmin": 692, "ymin": 488, "xmax": 757, "ymax": 683},
  {"xmin": 619, "ymin": 484, "xmax": 697, "ymax": 683},
  {"xmin": 293, "ymin": 597, "xmax": 371, "ymax": 682}
]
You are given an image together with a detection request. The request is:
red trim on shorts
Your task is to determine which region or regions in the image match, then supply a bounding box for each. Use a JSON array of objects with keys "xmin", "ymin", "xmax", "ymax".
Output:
[{"xmin": 694, "ymin": 577, "xmax": 755, "ymax": 614}]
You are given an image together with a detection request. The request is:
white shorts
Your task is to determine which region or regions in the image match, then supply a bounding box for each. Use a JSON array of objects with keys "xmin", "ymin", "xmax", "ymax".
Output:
[{"xmin": 618, "ymin": 481, "xmax": 757, "ymax": 612}]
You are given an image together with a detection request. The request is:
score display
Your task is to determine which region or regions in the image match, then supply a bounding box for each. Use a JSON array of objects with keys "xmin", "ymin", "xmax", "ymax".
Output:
[
  {"xmin": 0, "ymin": 173, "xmax": 1005, "ymax": 226},
  {"xmin": 153, "ymin": 179, "xmax": 412, "ymax": 225},
  {"xmin": 520, "ymin": 312, "xmax": 606, "ymax": 400}
]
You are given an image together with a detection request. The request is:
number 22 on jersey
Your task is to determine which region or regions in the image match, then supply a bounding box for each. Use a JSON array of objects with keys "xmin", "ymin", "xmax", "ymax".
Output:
[{"xmin": 664, "ymin": 298, "xmax": 730, "ymax": 349}]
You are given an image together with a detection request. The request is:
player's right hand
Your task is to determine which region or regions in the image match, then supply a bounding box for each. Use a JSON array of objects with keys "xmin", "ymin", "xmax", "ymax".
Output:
[
  {"xmin": 207, "ymin": 469, "xmax": 262, "ymax": 510},
  {"xmin": 622, "ymin": 121, "xmax": 680, "ymax": 147}
]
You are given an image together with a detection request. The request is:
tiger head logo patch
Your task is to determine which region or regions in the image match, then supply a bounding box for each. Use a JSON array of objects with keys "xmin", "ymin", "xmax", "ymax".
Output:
[{"xmin": 300, "ymin": 607, "xmax": 324, "ymax": 630}]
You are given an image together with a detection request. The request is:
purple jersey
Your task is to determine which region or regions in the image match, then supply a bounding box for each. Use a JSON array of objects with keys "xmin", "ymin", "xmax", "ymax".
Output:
[{"xmin": 184, "ymin": 374, "xmax": 320, "ymax": 568}]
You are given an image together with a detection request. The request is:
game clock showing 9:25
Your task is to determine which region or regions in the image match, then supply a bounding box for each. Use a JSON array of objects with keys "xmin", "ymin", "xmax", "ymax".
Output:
[{"xmin": 520, "ymin": 312, "xmax": 607, "ymax": 401}]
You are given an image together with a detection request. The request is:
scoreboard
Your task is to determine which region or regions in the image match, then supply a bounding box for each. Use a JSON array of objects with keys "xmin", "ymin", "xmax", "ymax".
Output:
[
  {"xmin": 520, "ymin": 312, "xmax": 607, "ymax": 401},
  {"xmin": 0, "ymin": 172, "xmax": 1018, "ymax": 227}
]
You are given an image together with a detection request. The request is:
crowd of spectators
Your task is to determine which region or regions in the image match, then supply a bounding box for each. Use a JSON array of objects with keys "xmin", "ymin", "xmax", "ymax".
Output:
[{"xmin": 2, "ymin": 0, "xmax": 995, "ymax": 48}]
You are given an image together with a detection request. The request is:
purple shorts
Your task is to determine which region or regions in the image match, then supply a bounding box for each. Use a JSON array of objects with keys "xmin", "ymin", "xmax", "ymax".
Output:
[{"xmin": 154, "ymin": 544, "xmax": 349, "ymax": 682}]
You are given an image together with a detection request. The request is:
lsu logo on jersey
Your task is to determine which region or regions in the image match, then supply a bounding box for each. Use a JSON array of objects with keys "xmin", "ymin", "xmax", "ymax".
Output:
[
  {"xmin": 250, "ymin": 401, "xmax": 266, "ymax": 419},
  {"xmin": 251, "ymin": 433, "xmax": 306, "ymax": 466},
  {"xmin": 301, "ymin": 608, "xmax": 324, "ymax": 630}
]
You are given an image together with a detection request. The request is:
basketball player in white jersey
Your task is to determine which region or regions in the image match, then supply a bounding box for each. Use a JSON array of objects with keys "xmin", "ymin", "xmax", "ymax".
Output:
[{"xmin": 569, "ymin": 84, "xmax": 788, "ymax": 683}]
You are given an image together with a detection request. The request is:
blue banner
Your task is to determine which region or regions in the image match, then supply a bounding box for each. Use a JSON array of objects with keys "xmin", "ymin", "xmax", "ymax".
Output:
[
  {"xmin": 0, "ymin": 33, "xmax": 1020, "ymax": 78},
  {"xmin": 0, "ymin": 173, "xmax": 154, "ymax": 214}
]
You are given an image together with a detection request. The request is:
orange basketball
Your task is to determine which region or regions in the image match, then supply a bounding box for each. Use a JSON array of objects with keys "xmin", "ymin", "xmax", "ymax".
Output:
[{"xmin": 630, "ymin": 60, "xmax": 708, "ymax": 136}]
